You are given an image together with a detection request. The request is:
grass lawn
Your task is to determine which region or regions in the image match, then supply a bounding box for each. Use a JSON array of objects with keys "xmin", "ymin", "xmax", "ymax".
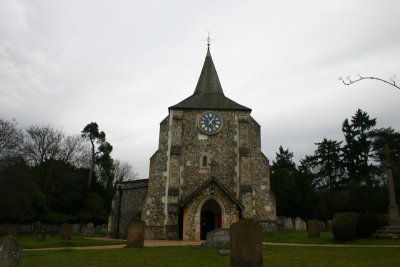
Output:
[
  {"xmin": 21, "ymin": 246, "xmax": 400, "ymax": 267},
  {"xmin": 13, "ymin": 231, "xmax": 400, "ymax": 266},
  {"xmin": 1, "ymin": 234, "xmax": 125, "ymax": 249}
]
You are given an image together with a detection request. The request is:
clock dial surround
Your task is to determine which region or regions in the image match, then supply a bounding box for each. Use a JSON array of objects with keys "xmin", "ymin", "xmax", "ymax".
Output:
[{"xmin": 198, "ymin": 112, "xmax": 223, "ymax": 135}]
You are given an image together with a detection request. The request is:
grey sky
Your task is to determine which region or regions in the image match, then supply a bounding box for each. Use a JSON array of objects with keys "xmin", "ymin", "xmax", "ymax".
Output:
[{"xmin": 1, "ymin": 0, "xmax": 400, "ymax": 177}]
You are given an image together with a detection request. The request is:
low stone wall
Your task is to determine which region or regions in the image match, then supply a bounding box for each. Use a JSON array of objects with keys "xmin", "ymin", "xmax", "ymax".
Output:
[{"xmin": 108, "ymin": 179, "xmax": 149, "ymax": 239}]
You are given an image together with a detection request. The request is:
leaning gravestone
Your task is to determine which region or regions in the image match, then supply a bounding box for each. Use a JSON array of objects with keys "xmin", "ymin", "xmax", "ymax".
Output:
[
  {"xmin": 307, "ymin": 220, "xmax": 320, "ymax": 238},
  {"xmin": 284, "ymin": 217, "xmax": 294, "ymax": 230},
  {"xmin": 230, "ymin": 219, "xmax": 263, "ymax": 267},
  {"xmin": 33, "ymin": 221, "xmax": 45, "ymax": 241},
  {"xmin": 126, "ymin": 218, "xmax": 145, "ymax": 248},
  {"xmin": 0, "ymin": 235, "xmax": 22, "ymax": 267},
  {"xmin": 202, "ymin": 228, "xmax": 230, "ymax": 249},
  {"xmin": 295, "ymin": 217, "xmax": 307, "ymax": 231},
  {"xmin": 84, "ymin": 222, "xmax": 96, "ymax": 237},
  {"xmin": 59, "ymin": 223, "xmax": 73, "ymax": 243}
]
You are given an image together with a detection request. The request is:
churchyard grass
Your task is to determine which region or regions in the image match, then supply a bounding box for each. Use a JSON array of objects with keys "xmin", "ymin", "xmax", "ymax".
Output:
[
  {"xmin": 263, "ymin": 230, "xmax": 400, "ymax": 245},
  {"xmin": 21, "ymin": 245, "xmax": 400, "ymax": 267},
  {"xmin": 4, "ymin": 234, "xmax": 125, "ymax": 249}
]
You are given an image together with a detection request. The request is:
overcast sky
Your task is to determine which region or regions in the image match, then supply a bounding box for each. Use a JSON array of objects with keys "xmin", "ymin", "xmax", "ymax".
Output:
[{"xmin": 1, "ymin": 1, "xmax": 400, "ymax": 178}]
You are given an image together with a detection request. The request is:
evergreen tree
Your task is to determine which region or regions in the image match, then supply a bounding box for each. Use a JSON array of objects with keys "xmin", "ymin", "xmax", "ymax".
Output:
[
  {"xmin": 342, "ymin": 109, "xmax": 377, "ymax": 187},
  {"xmin": 300, "ymin": 139, "xmax": 343, "ymax": 192},
  {"xmin": 81, "ymin": 122, "xmax": 113, "ymax": 190}
]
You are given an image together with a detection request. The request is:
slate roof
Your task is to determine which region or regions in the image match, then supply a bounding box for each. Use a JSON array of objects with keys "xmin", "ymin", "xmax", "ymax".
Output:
[
  {"xmin": 169, "ymin": 47, "xmax": 251, "ymax": 111},
  {"xmin": 179, "ymin": 177, "xmax": 244, "ymax": 210}
]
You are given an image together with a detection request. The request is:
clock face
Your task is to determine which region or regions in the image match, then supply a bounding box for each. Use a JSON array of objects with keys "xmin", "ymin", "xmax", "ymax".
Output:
[{"xmin": 199, "ymin": 112, "xmax": 222, "ymax": 134}]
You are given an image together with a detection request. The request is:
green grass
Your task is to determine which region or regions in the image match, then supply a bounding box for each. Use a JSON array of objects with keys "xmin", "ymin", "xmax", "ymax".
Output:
[
  {"xmin": 263, "ymin": 230, "xmax": 400, "ymax": 245},
  {"xmin": 21, "ymin": 246, "xmax": 400, "ymax": 267},
  {"xmin": 13, "ymin": 231, "xmax": 400, "ymax": 266},
  {"xmin": 3, "ymin": 234, "xmax": 125, "ymax": 249}
]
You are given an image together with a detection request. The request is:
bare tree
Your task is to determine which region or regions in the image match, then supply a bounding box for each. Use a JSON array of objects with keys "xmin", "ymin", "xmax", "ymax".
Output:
[
  {"xmin": 340, "ymin": 75, "xmax": 399, "ymax": 90},
  {"xmin": 0, "ymin": 118, "xmax": 23, "ymax": 161},
  {"xmin": 60, "ymin": 135, "xmax": 91, "ymax": 168},
  {"xmin": 113, "ymin": 159, "xmax": 139, "ymax": 183},
  {"xmin": 23, "ymin": 125, "xmax": 64, "ymax": 166}
]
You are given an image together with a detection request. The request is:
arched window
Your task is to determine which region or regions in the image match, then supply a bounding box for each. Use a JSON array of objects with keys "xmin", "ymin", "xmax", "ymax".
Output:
[{"xmin": 202, "ymin": 155, "xmax": 208, "ymax": 167}]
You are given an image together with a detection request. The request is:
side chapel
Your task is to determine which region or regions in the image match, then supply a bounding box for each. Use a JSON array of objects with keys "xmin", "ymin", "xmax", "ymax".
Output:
[{"xmin": 109, "ymin": 44, "xmax": 276, "ymax": 240}]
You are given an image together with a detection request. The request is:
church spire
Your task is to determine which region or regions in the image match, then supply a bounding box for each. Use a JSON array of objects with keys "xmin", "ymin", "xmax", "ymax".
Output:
[
  {"xmin": 193, "ymin": 44, "xmax": 224, "ymax": 96},
  {"xmin": 169, "ymin": 41, "xmax": 251, "ymax": 111}
]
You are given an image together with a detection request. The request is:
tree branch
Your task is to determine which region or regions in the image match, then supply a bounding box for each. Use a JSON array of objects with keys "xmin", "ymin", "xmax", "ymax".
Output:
[{"xmin": 339, "ymin": 75, "xmax": 400, "ymax": 90}]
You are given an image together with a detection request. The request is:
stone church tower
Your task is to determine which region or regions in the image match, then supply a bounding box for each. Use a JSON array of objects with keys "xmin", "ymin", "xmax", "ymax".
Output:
[{"xmin": 141, "ymin": 45, "xmax": 276, "ymax": 240}]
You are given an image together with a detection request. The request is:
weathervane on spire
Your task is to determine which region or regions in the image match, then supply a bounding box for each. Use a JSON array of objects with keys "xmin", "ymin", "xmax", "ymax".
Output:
[{"xmin": 206, "ymin": 31, "xmax": 214, "ymax": 48}]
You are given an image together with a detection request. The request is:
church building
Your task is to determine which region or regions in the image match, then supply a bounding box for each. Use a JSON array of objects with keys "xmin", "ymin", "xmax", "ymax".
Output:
[{"xmin": 109, "ymin": 44, "xmax": 276, "ymax": 240}]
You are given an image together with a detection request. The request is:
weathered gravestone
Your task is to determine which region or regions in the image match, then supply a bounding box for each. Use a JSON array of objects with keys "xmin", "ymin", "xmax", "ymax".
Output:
[
  {"xmin": 0, "ymin": 236, "xmax": 22, "ymax": 267},
  {"xmin": 6, "ymin": 225, "xmax": 18, "ymax": 238},
  {"xmin": 307, "ymin": 220, "xmax": 320, "ymax": 238},
  {"xmin": 295, "ymin": 217, "xmax": 307, "ymax": 231},
  {"xmin": 202, "ymin": 228, "xmax": 230, "ymax": 249},
  {"xmin": 72, "ymin": 224, "xmax": 80, "ymax": 235},
  {"xmin": 84, "ymin": 222, "xmax": 96, "ymax": 237},
  {"xmin": 59, "ymin": 223, "xmax": 73, "ymax": 243},
  {"xmin": 284, "ymin": 217, "xmax": 294, "ymax": 230},
  {"xmin": 126, "ymin": 219, "xmax": 145, "ymax": 248},
  {"xmin": 33, "ymin": 221, "xmax": 45, "ymax": 241},
  {"xmin": 230, "ymin": 219, "xmax": 263, "ymax": 267}
]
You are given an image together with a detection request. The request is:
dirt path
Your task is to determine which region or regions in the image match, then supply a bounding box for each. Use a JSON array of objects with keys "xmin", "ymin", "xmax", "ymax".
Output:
[
  {"xmin": 24, "ymin": 239, "xmax": 204, "ymax": 251},
  {"xmin": 24, "ymin": 239, "xmax": 400, "ymax": 251}
]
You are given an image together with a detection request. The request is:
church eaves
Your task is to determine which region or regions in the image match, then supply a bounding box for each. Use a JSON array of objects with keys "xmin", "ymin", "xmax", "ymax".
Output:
[{"xmin": 169, "ymin": 47, "xmax": 251, "ymax": 111}]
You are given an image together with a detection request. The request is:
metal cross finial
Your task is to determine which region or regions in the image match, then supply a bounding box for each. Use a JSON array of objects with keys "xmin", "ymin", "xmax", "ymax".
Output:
[{"xmin": 207, "ymin": 31, "xmax": 212, "ymax": 47}]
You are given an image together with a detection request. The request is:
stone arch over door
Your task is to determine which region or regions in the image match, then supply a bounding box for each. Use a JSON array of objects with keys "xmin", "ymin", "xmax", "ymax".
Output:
[
  {"xmin": 200, "ymin": 198, "xmax": 222, "ymax": 240},
  {"xmin": 196, "ymin": 196, "xmax": 226, "ymax": 240}
]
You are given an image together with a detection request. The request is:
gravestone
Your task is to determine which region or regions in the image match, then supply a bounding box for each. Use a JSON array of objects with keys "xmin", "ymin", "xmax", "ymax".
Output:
[
  {"xmin": 72, "ymin": 224, "xmax": 80, "ymax": 235},
  {"xmin": 284, "ymin": 217, "xmax": 294, "ymax": 230},
  {"xmin": 126, "ymin": 219, "xmax": 145, "ymax": 248},
  {"xmin": 59, "ymin": 223, "xmax": 73, "ymax": 242},
  {"xmin": 0, "ymin": 235, "xmax": 22, "ymax": 267},
  {"xmin": 230, "ymin": 219, "xmax": 263, "ymax": 267},
  {"xmin": 277, "ymin": 216, "xmax": 285, "ymax": 230},
  {"xmin": 95, "ymin": 224, "xmax": 107, "ymax": 236},
  {"xmin": 33, "ymin": 221, "xmax": 45, "ymax": 241},
  {"xmin": 6, "ymin": 225, "xmax": 18, "ymax": 238},
  {"xmin": 307, "ymin": 220, "xmax": 320, "ymax": 238},
  {"xmin": 84, "ymin": 222, "xmax": 96, "ymax": 237},
  {"xmin": 294, "ymin": 217, "xmax": 307, "ymax": 231},
  {"xmin": 202, "ymin": 228, "xmax": 230, "ymax": 249}
]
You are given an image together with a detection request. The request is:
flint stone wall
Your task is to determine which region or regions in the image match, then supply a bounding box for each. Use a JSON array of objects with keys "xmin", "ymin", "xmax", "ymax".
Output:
[
  {"xmin": 109, "ymin": 179, "xmax": 149, "ymax": 239},
  {"xmin": 142, "ymin": 110, "xmax": 276, "ymax": 240}
]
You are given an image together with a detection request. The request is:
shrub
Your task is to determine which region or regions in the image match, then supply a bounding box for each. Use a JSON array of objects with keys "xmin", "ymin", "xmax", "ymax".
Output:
[
  {"xmin": 332, "ymin": 212, "xmax": 357, "ymax": 241},
  {"xmin": 355, "ymin": 214, "xmax": 387, "ymax": 238}
]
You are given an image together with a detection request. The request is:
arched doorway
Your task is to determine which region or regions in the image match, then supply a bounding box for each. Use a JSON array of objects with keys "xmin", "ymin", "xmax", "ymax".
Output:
[{"xmin": 200, "ymin": 198, "xmax": 222, "ymax": 240}]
